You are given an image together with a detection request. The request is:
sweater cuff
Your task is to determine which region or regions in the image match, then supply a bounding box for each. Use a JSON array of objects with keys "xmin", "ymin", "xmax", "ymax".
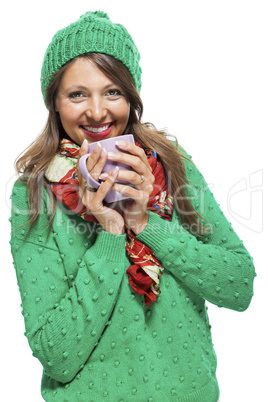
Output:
[
  {"xmin": 90, "ymin": 229, "xmax": 127, "ymax": 262},
  {"xmin": 136, "ymin": 212, "xmax": 173, "ymax": 253}
]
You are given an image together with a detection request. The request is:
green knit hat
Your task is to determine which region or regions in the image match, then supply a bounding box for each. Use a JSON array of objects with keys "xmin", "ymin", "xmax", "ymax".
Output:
[{"xmin": 41, "ymin": 11, "xmax": 142, "ymax": 104}]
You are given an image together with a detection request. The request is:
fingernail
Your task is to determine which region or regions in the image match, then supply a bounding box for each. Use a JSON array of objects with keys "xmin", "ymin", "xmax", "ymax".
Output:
[
  {"xmin": 99, "ymin": 172, "xmax": 109, "ymax": 179},
  {"xmin": 108, "ymin": 152, "xmax": 115, "ymax": 159},
  {"xmin": 81, "ymin": 139, "xmax": 88, "ymax": 151},
  {"xmin": 116, "ymin": 140, "xmax": 126, "ymax": 148},
  {"xmin": 95, "ymin": 142, "xmax": 102, "ymax": 150},
  {"xmin": 101, "ymin": 147, "xmax": 107, "ymax": 158},
  {"xmin": 112, "ymin": 166, "xmax": 119, "ymax": 176}
]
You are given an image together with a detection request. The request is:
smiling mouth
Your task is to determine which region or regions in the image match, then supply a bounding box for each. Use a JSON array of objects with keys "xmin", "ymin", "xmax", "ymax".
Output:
[{"xmin": 81, "ymin": 122, "xmax": 114, "ymax": 133}]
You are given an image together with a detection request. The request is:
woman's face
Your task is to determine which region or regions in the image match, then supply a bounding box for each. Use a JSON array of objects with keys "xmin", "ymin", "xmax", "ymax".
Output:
[{"xmin": 55, "ymin": 57, "xmax": 130, "ymax": 146}]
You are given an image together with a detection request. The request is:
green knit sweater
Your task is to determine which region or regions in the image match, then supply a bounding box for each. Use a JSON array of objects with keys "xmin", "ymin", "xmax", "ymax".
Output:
[{"xmin": 10, "ymin": 147, "xmax": 255, "ymax": 402}]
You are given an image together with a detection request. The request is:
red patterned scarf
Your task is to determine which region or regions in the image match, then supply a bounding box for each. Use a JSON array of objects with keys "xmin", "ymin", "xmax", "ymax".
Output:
[{"xmin": 45, "ymin": 139, "xmax": 174, "ymax": 306}]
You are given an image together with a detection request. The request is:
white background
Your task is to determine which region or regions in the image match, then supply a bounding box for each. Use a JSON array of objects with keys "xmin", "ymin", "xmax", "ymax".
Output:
[{"xmin": 1, "ymin": 0, "xmax": 267, "ymax": 401}]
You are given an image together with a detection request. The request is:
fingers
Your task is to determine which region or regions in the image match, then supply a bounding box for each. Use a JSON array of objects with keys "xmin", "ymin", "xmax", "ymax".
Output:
[
  {"xmin": 111, "ymin": 181, "xmax": 154, "ymax": 204},
  {"xmin": 99, "ymin": 169, "xmax": 155, "ymax": 190},
  {"xmin": 77, "ymin": 140, "xmax": 89, "ymax": 197},
  {"xmin": 86, "ymin": 143, "xmax": 108, "ymax": 181},
  {"xmin": 79, "ymin": 139, "xmax": 90, "ymax": 157},
  {"xmin": 115, "ymin": 140, "xmax": 153, "ymax": 173},
  {"xmin": 107, "ymin": 150, "xmax": 153, "ymax": 183},
  {"xmin": 98, "ymin": 168, "xmax": 154, "ymax": 205},
  {"xmin": 77, "ymin": 140, "xmax": 108, "ymax": 184},
  {"xmin": 82, "ymin": 166, "xmax": 120, "ymax": 212}
]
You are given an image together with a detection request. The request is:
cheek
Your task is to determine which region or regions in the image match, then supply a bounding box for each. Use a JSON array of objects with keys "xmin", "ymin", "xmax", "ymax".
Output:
[
  {"xmin": 58, "ymin": 104, "xmax": 81, "ymax": 125},
  {"xmin": 115, "ymin": 101, "xmax": 130, "ymax": 122}
]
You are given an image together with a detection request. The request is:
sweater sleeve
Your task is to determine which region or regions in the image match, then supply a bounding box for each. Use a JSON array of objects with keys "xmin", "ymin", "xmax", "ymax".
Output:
[
  {"xmin": 137, "ymin": 148, "xmax": 256, "ymax": 312},
  {"xmin": 10, "ymin": 181, "xmax": 127, "ymax": 383}
]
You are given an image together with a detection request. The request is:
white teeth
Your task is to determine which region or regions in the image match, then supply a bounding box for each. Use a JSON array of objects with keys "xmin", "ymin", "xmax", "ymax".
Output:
[{"xmin": 83, "ymin": 124, "xmax": 110, "ymax": 133}]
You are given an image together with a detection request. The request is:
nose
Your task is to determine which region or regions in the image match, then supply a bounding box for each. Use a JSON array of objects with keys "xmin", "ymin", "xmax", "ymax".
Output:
[{"xmin": 85, "ymin": 95, "xmax": 107, "ymax": 122}]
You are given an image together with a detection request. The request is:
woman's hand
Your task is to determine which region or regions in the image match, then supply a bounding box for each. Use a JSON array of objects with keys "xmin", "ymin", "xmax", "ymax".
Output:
[
  {"xmin": 77, "ymin": 139, "xmax": 125, "ymax": 235},
  {"xmin": 99, "ymin": 140, "xmax": 155, "ymax": 235}
]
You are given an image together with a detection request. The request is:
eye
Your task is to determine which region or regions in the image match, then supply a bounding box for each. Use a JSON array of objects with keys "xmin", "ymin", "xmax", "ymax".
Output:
[
  {"xmin": 68, "ymin": 91, "xmax": 85, "ymax": 100},
  {"xmin": 106, "ymin": 89, "xmax": 122, "ymax": 97}
]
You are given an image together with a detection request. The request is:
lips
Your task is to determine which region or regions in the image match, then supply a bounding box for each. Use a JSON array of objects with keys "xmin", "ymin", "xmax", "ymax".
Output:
[{"xmin": 80, "ymin": 122, "xmax": 115, "ymax": 139}]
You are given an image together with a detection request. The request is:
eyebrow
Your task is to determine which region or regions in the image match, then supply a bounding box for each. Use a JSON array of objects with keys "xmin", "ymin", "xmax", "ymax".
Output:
[
  {"xmin": 65, "ymin": 83, "xmax": 120, "ymax": 92},
  {"xmin": 64, "ymin": 85, "xmax": 88, "ymax": 92}
]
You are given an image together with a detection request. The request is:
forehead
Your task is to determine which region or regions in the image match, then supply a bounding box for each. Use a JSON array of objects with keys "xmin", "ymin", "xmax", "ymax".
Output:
[{"xmin": 59, "ymin": 57, "xmax": 114, "ymax": 89}]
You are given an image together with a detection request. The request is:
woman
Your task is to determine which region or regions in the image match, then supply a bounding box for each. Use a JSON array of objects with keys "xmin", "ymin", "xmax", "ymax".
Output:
[{"xmin": 10, "ymin": 11, "xmax": 255, "ymax": 402}]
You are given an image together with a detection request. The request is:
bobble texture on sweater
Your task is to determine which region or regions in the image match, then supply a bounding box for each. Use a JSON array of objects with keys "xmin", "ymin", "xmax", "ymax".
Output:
[{"xmin": 10, "ymin": 145, "xmax": 255, "ymax": 401}]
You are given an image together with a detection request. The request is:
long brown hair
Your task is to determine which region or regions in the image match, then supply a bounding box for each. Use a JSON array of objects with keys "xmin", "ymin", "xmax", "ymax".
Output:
[{"xmin": 16, "ymin": 53, "xmax": 209, "ymax": 236}]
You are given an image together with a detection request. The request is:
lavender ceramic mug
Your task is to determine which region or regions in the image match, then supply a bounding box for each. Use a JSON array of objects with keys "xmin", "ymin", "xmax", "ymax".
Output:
[{"xmin": 79, "ymin": 134, "xmax": 135, "ymax": 203}]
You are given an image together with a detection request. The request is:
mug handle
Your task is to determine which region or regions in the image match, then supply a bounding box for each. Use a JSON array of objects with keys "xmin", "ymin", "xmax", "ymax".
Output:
[{"xmin": 79, "ymin": 154, "xmax": 101, "ymax": 189}]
